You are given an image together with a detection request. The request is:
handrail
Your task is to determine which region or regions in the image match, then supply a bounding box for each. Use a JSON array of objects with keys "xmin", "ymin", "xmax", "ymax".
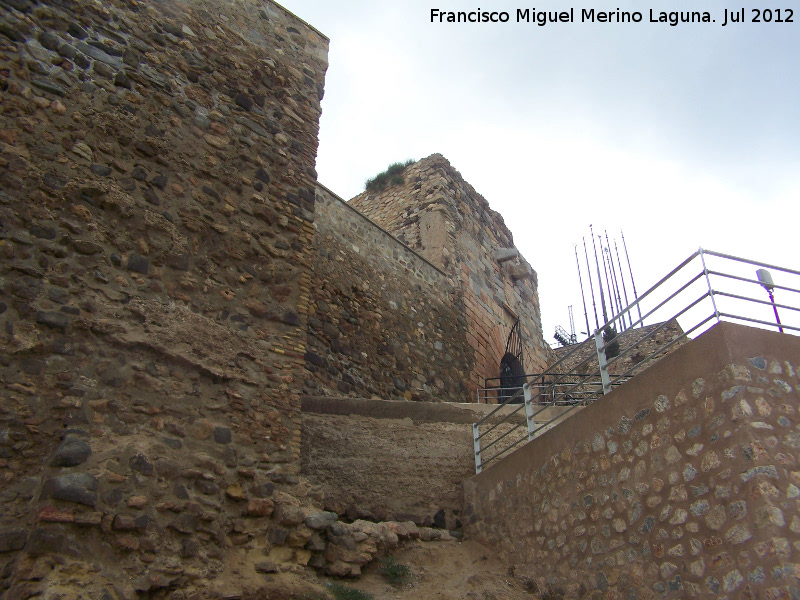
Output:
[{"xmin": 473, "ymin": 248, "xmax": 799, "ymax": 473}]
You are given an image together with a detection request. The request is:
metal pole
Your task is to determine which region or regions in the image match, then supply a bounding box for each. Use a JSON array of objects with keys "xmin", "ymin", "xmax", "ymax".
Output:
[
  {"xmin": 473, "ymin": 423, "xmax": 482, "ymax": 474},
  {"xmin": 601, "ymin": 243, "xmax": 618, "ymax": 329},
  {"xmin": 590, "ymin": 225, "xmax": 609, "ymax": 324},
  {"xmin": 767, "ymin": 289, "xmax": 784, "ymax": 333},
  {"xmin": 606, "ymin": 231, "xmax": 625, "ymax": 330},
  {"xmin": 594, "ymin": 329, "xmax": 611, "ymax": 395},
  {"xmin": 524, "ymin": 384, "xmax": 536, "ymax": 441},
  {"xmin": 699, "ymin": 248, "xmax": 720, "ymax": 323},
  {"xmin": 621, "ymin": 231, "xmax": 643, "ymax": 326},
  {"xmin": 757, "ymin": 268, "xmax": 785, "ymax": 333},
  {"xmin": 583, "ymin": 237, "xmax": 599, "ymax": 330},
  {"xmin": 614, "ymin": 240, "xmax": 632, "ymax": 329},
  {"xmin": 575, "ymin": 245, "xmax": 591, "ymax": 337},
  {"xmin": 568, "ymin": 305, "xmax": 576, "ymax": 343}
]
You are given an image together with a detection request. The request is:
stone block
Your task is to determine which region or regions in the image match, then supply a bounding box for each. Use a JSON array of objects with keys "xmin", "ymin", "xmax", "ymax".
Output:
[
  {"xmin": 245, "ymin": 498, "xmax": 274, "ymax": 517},
  {"xmin": 26, "ymin": 529, "xmax": 66, "ymax": 555},
  {"xmin": 50, "ymin": 436, "xmax": 92, "ymax": 467},
  {"xmin": 254, "ymin": 561, "xmax": 279, "ymax": 573},
  {"xmin": 275, "ymin": 503, "xmax": 305, "ymax": 526},
  {"xmin": 0, "ymin": 529, "xmax": 28, "ymax": 553},
  {"xmin": 265, "ymin": 546, "xmax": 294, "ymax": 564},
  {"xmin": 494, "ymin": 248, "xmax": 519, "ymax": 263},
  {"xmin": 305, "ymin": 511, "xmax": 337, "ymax": 530},
  {"xmin": 41, "ymin": 473, "xmax": 97, "ymax": 506}
]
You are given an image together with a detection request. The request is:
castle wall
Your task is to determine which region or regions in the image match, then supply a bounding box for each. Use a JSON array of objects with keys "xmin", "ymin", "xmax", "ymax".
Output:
[
  {"xmin": 308, "ymin": 185, "xmax": 473, "ymax": 402},
  {"xmin": 0, "ymin": 1, "xmax": 333, "ymax": 596},
  {"xmin": 350, "ymin": 155, "xmax": 553, "ymax": 395},
  {"xmin": 301, "ymin": 397, "xmax": 500, "ymax": 529},
  {"xmin": 551, "ymin": 319, "xmax": 689, "ymax": 377},
  {"xmin": 463, "ymin": 323, "xmax": 800, "ymax": 599}
]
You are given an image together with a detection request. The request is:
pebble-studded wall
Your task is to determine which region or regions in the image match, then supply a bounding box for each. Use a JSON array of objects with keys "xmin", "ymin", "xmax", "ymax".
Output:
[
  {"xmin": 464, "ymin": 323, "xmax": 800, "ymax": 600},
  {"xmin": 0, "ymin": 0, "xmax": 334, "ymax": 596}
]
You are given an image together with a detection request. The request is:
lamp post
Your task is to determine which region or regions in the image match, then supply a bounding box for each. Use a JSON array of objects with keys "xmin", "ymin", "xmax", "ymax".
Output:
[{"xmin": 756, "ymin": 269, "xmax": 784, "ymax": 333}]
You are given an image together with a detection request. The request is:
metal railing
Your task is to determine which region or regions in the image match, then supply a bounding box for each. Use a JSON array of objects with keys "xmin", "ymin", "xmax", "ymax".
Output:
[
  {"xmin": 478, "ymin": 373, "xmax": 631, "ymax": 405},
  {"xmin": 473, "ymin": 248, "xmax": 800, "ymax": 473}
]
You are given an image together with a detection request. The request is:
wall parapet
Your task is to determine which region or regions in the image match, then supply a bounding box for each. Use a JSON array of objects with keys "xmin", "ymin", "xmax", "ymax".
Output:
[
  {"xmin": 315, "ymin": 184, "xmax": 448, "ymax": 284},
  {"xmin": 307, "ymin": 185, "xmax": 474, "ymax": 402}
]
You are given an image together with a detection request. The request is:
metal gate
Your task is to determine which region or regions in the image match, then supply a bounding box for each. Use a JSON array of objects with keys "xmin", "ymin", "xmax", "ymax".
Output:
[{"xmin": 499, "ymin": 319, "xmax": 525, "ymax": 403}]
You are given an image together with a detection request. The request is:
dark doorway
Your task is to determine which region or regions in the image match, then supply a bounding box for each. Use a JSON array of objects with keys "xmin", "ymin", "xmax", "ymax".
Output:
[{"xmin": 498, "ymin": 319, "xmax": 525, "ymax": 403}]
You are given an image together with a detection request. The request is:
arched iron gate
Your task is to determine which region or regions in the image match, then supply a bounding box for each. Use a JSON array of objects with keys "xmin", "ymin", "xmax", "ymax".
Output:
[{"xmin": 499, "ymin": 318, "xmax": 525, "ymax": 403}]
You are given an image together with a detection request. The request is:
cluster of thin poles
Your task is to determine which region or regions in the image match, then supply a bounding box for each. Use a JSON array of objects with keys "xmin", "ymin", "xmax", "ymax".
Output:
[{"xmin": 574, "ymin": 226, "xmax": 642, "ymax": 337}]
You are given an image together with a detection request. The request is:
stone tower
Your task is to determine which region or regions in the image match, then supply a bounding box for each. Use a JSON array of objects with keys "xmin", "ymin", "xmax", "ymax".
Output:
[{"xmin": 349, "ymin": 154, "xmax": 552, "ymax": 394}]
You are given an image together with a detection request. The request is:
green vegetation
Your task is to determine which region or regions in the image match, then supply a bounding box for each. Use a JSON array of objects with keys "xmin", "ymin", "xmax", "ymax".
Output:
[
  {"xmin": 327, "ymin": 582, "xmax": 374, "ymax": 600},
  {"xmin": 364, "ymin": 159, "xmax": 415, "ymax": 193},
  {"xmin": 379, "ymin": 557, "xmax": 411, "ymax": 587},
  {"xmin": 301, "ymin": 582, "xmax": 372, "ymax": 600}
]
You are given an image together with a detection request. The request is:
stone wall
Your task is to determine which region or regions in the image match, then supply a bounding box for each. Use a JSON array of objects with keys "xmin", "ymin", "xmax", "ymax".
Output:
[
  {"xmin": 308, "ymin": 185, "xmax": 473, "ymax": 402},
  {"xmin": 350, "ymin": 154, "xmax": 553, "ymax": 394},
  {"xmin": 302, "ymin": 396, "xmax": 585, "ymax": 532},
  {"xmin": 301, "ymin": 397, "xmax": 501, "ymax": 528},
  {"xmin": 464, "ymin": 323, "xmax": 800, "ymax": 599},
  {"xmin": 0, "ymin": 0, "xmax": 335, "ymax": 597},
  {"xmin": 551, "ymin": 319, "xmax": 689, "ymax": 377}
]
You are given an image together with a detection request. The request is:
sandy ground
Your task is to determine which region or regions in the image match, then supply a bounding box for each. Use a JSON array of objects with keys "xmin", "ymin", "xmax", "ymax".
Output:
[
  {"xmin": 339, "ymin": 538, "xmax": 537, "ymax": 600},
  {"xmin": 203, "ymin": 536, "xmax": 539, "ymax": 600}
]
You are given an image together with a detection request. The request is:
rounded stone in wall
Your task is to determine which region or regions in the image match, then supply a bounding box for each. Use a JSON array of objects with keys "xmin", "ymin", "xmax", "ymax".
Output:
[{"xmin": 50, "ymin": 436, "xmax": 92, "ymax": 467}]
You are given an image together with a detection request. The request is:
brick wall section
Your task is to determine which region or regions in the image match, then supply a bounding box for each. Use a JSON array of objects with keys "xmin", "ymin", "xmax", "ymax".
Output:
[
  {"xmin": 0, "ymin": 1, "xmax": 330, "ymax": 596},
  {"xmin": 350, "ymin": 154, "xmax": 553, "ymax": 394},
  {"xmin": 309, "ymin": 185, "xmax": 473, "ymax": 402},
  {"xmin": 464, "ymin": 323, "xmax": 800, "ymax": 599}
]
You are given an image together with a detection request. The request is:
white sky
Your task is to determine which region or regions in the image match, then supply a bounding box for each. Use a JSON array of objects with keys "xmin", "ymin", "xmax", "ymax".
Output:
[{"xmin": 279, "ymin": 0, "xmax": 799, "ymax": 346}]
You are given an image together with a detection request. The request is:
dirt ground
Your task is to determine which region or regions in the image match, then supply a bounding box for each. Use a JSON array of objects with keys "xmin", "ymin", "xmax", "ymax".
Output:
[
  {"xmin": 340, "ymin": 538, "xmax": 537, "ymax": 600},
  {"xmin": 201, "ymin": 536, "xmax": 539, "ymax": 600}
]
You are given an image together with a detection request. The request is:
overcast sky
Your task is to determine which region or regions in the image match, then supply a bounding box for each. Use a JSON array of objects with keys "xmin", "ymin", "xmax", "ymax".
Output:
[{"xmin": 279, "ymin": 0, "xmax": 799, "ymax": 346}]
